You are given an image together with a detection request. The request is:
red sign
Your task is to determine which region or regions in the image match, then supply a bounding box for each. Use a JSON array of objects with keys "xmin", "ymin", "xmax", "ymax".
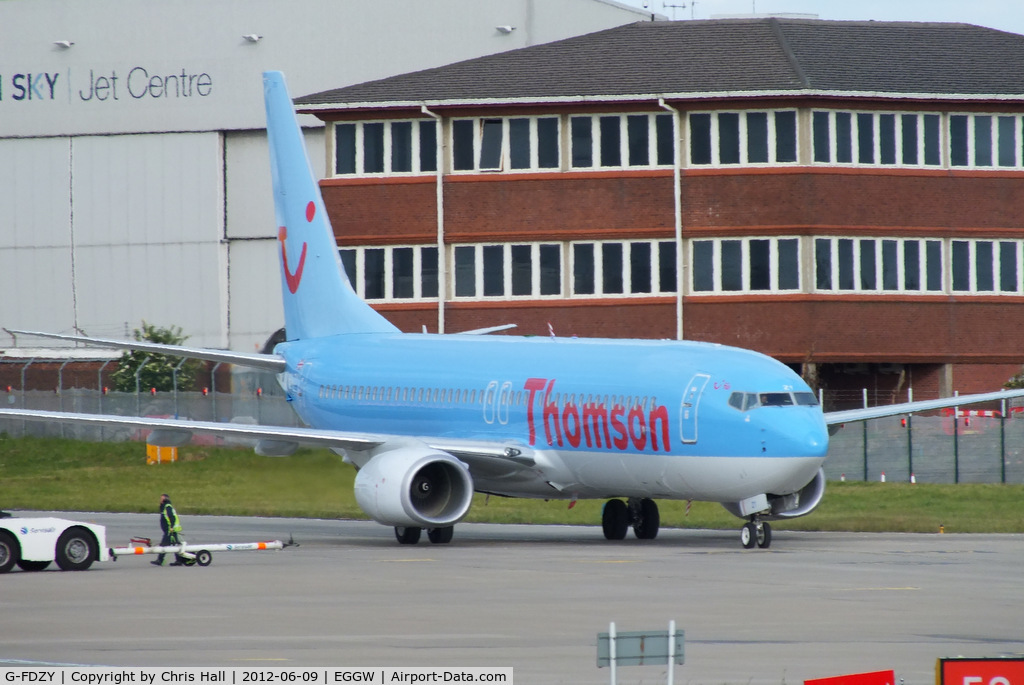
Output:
[
  {"xmin": 806, "ymin": 670, "xmax": 894, "ymax": 685},
  {"xmin": 939, "ymin": 658, "xmax": 1024, "ymax": 685}
]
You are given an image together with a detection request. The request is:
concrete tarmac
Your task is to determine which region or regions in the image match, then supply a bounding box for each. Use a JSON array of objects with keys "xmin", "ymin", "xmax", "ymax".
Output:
[{"xmin": 2, "ymin": 511, "xmax": 1023, "ymax": 684}]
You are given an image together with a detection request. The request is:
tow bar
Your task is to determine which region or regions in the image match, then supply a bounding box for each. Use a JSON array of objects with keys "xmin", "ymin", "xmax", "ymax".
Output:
[{"xmin": 109, "ymin": 536, "xmax": 291, "ymax": 566}]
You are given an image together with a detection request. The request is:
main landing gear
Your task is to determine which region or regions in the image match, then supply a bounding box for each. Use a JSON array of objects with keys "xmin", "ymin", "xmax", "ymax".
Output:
[
  {"xmin": 601, "ymin": 497, "xmax": 660, "ymax": 540},
  {"xmin": 394, "ymin": 526, "xmax": 454, "ymax": 545},
  {"xmin": 740, "ymin": 518, "xmax": 772, "ymax": 549}
]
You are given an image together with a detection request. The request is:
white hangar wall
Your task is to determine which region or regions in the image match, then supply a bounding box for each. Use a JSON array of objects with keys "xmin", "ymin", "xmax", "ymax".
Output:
[{"xmin": 0, "ymin": 0, "xmax": 652, "ymax": 351}]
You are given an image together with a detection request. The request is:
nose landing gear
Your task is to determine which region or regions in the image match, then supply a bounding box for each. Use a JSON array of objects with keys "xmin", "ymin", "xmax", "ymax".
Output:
[{"xmin": 740, "ymin": 518, "xmax": 772, "ymax": 549}]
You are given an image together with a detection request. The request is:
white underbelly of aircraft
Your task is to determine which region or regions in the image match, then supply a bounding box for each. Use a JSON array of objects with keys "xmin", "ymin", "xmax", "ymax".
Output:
[{"xmin": 472, "ymin": 451, "xmax": 826, "ymax": 502}]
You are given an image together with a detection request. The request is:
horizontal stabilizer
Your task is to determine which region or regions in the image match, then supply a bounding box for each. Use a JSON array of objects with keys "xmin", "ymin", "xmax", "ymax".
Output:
[{"xmin": 5, "ymin": 329, "xmax": 286, "ymax": 373}]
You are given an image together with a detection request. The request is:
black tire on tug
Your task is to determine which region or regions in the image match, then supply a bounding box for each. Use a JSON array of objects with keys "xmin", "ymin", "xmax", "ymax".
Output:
[
  {"xmin": 195, "ymin": 550, "xmax": 213, "ymax": 566},
  {"xmin": 55, "ymin": 527, "xmax": 98, "ymax": 571},
  {"xmin": 16, "ymin": 559, "xmax": 51, "ymax": 572},
  {"xmin": 0, "ymin": 531, "xmax": 20, "ymax": 573},
  {"xmin": 427, "ymin": 526, "xmax": 454, "ymax": 544},
  {"xmin": 602, "ymin": 499, "xmax": 629, "ymax": 540},
  {"xmin": 394, "ymin": 526, "xmax": 422, "ymax": 544}
]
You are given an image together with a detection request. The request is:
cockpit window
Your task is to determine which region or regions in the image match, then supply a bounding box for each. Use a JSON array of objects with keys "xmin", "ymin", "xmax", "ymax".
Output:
[
  {"xmin": 794, "ymin": 392, "xmax": 819, "ymax": 406},
  {"xmin": 728, "ymin": 392, "xmax": 760, "ymax": 411},
  {"xmin": 759, "ymin": 392, "xmax": 795, "ymax": 407},
  {"xmin": 729, "ymin": 390, "xmax": 818, "ymax": 411}
]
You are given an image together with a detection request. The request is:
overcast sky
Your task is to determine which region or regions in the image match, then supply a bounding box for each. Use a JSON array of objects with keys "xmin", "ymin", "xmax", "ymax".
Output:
[{"xmin": 617, "ymin": 0, "xmax": 1024, "ymax": 35}]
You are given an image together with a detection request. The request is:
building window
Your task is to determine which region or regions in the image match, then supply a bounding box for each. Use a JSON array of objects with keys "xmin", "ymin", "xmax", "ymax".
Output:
[
  {"xmin": 812, "ymin": 110, "xmax": 942, "ymax": 167},
  {"xmin": 396, "ymin": 239, "xmax": 679, "ymax": 301},
  {"xmin": 571, "ymin": 240, "xmax": 678, "ymax": 297},
  {"xmin": 451, "ymin": 116, "xmax": 561, "ymax": 173},
  {"xmin": 950, "ymin": 114, "xmax": 1022, "ymax": 168},
  {"xmin": 688, "ymin": 111, "xmax": 797, "ymax": 166},
  {"xmin": 813, "ymin": 237, "xmax": 944, "ymax": 293},
  {"xmin": 570, "ymin": 114, "xmax": 674, "ymax": 170},
  {"xmin": 690, "ymin": 238, "xmax": 800, "ymax": 293},
  {"xmin": 334, "ymin": 120, "xmax": 437, "ymax": 176},
  {"xmin": 452, "ymin": 243, "xmax": 564, "ymax": 299},
  {"xmin": 339, "ymin": 245, "xmax": 440, "ymax": 300},
  {"xmin": 951, "ymin": 239, "xmax": 1023, "ymax": 293}
]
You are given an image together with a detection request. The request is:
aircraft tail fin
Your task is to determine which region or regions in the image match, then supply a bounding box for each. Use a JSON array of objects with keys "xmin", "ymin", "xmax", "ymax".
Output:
[{"xmin": 263, "ymin": 71, "xmax": 398, "ymax": 340}]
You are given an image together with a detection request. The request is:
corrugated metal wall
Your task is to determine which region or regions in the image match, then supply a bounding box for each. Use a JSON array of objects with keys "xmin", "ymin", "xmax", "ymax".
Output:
[{"xmin": 0, "ymin": 132, "xmax": 227, "ymax": 346}]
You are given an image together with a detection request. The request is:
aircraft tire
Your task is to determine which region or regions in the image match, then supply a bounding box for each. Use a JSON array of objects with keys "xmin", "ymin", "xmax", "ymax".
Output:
[
  {"xmin": 633, "ymin": 498, "xmax": 660, "ymax": 540},
  {"xmin": 757, "ymin": 522, "xmax": 772, "ymax": 549},
  {"xmin": 0, "ymin": 531, "xmax": 19, "ymax": 573},
  {"xmin": 16, "ymin": 560, "xmax": 51, "ymax": 572},
  {"xmin": 740, "ymin": 522, "xmax": 757, "ymax": 549},
  {"xmin": 602, "ymin": 499, "xmax": 629, "ymax": 540},
  {"xmin": 394, "ymin": 527, "xmax": 422, "ymax": 545},
  {"xmin": 427, "ymin": 526, "xmax": 454, "ymax": 544},
  {"xmin": 55, "ymin": 527, "xmax": 97, "ymax": 571}
]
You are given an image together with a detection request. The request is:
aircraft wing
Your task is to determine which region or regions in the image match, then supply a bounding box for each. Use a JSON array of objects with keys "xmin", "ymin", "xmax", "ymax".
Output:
[
  {"xmin": 0, "ymin": 408, "xmax": 382, "ymax": 454},
  {"xmin": 0, "ymin": 407, "xmax": 541, "ymax": 475},
  {"xmin": 4, "ymin": 329, "xmax": 285, "ymax": 373},
  {"xmin": 427, "ymin": 439, "xmax": 536, "ymax": 467},
  {"xmin": 823, "ymin": 387, "xmax": 1024, "ymax": 425}
]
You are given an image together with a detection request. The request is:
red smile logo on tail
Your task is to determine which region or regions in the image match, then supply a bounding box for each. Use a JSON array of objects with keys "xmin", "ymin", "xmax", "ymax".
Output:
[{"xmin": 279, "ymin": 201, "xmax": 315, "ymax": 293}]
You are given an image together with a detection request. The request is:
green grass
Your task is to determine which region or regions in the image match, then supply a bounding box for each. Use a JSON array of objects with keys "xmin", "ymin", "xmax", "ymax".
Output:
[{"xmin": 2, "ymin": 435, "xmax": 1023, "ymax": 533}]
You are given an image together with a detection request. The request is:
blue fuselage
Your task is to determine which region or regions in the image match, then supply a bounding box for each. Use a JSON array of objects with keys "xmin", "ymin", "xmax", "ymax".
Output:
[{"xmin": 275, "ymin": 333, "xmax": 829, "ymax": 503}]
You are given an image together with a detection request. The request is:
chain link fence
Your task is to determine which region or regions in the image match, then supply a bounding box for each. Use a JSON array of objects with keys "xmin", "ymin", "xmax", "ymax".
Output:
[{"xmin": 1, "ymin": 382, "xmax": 1021, "ymax": 484}]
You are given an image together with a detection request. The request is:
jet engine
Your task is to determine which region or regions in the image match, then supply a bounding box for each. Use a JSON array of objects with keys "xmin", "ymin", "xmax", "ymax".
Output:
[
  {"xmin": 721, "ymin": 467, "xmax": 826, "ymax": 521},
  {"xmin": 353, "ymin": 447, "xmax": 474, "ymax": 528}
]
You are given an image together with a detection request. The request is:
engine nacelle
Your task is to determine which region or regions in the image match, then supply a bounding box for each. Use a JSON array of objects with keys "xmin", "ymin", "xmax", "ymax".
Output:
[
  {"xmin": 354, "ymin": 447, "xmax": 474, "ymax": 528},
  {"xmin": 721, "ymin": 467, "xmax": 826, "ymax": 521}
]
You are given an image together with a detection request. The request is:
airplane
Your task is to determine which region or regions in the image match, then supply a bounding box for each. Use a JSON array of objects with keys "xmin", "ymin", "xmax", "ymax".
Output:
[{"xmin": 4, "ymin": 70, "xmax": 1024, "ymax": 549}]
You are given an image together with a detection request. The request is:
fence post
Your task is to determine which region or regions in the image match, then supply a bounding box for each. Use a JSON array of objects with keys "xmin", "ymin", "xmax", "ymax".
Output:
[
  {"xmin": 173, "ymin": 358, "xmax": 188, "ymax": 419},
  {"xmin": 953, "ymin": 392, "xmax": 960, "ymax": 484},
  {"xmin": 1001, "ymin": 399, "xmax": 1007, "ymax": 484},
  {"xmin": 862, "ymin": 388, "xmax": 869, "ymax": 481},
  {"xmin": 57, "ymin": 359, "xmax": 71, "ymax": 439},
  {"xmin": 134, "ymin": 356, "xmax": 151, "ymax": 417},
  {"xmin": 211, "ymin": 362, "xmax": 223, "ymax": 422},
  {"xmin": 906, "ymin": 388, "xmax": 913, "ymax": 480},
  {"xmin": 98, "ymin": 359, "xmax": 113, "ymax": 442}
]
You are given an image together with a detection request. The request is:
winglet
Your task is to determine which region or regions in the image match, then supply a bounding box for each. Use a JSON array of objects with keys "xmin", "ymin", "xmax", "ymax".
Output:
[{"xmin": 263, "ymin": 71, "xmax": 398, "ymax": 340}]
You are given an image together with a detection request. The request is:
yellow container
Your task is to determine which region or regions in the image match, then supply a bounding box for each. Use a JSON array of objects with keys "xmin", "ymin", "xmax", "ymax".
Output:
[{"xmin": 146, "ymin": 444, "xmax": 178, "ymax": 464}]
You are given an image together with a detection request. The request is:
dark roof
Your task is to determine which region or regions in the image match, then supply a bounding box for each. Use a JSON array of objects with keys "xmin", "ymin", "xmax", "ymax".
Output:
[{"xmin": 295, "ymin": 18, "xmax": 1024, "ymax": 109}]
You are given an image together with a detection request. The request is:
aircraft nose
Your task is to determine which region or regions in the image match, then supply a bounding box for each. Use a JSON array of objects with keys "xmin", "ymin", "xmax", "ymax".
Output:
[
  {"xmin": 764, "ymin": 410, "xmax": 829, "ymax": 458},
  {"xmin": 804, "ymin": 424, "xmax": 829, "ymax": 456}
]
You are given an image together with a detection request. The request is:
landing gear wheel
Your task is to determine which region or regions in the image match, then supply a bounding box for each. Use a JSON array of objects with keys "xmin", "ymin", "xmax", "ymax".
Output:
[
  {"xmin": 631, "ymin": 498, "xmax": 660, "ymax": 540},
  {"xmin": 740, "ymin": 522, "xmax": 757, "ymax": 549},
  {"xmin": 16, "ymin": 560, "xmax": 50, "ymax": 572},
  {"xmin": 0, "ymin": 531, "xmax": 19, "ymax": 573},
  {"xmin": 55, "ymin": 527, "xmax": 97, "ymax": 571},
  {"xmin": 195, "ymin": 550, "xmax": 213, "ymax": 566},
  {"xmin": 394, "ymin": 527, "xmax": 422, "ymax": 545},
  {"xmin": 427, "ymin": 526, "xmax": 454, "ymax": 544},
  {"xmin": 757, "ymin": 522, "xmax": 772, "ymax": 549},
  {"xmin": 602, "ymin": 499, "xmax": 629, "ymax": 540}
]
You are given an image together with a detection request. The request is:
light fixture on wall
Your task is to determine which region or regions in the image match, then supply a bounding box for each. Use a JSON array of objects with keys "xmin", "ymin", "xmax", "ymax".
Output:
[
  {"xmin": 53, "ymin": 40, "xmax": 74, "ymax": 48},
  {"xmin": 242, "ymin": 34, "xmax": 262, "ymax": 43},
  {"xmin": 495, "ymin": 25, "xmax": 515, "ymax": 34}
]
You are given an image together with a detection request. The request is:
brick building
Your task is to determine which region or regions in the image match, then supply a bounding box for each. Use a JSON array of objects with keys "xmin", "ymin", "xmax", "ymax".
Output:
[{"xmin": 294, "ymin": 18, "xmax": 1024, "ymax": 409}]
